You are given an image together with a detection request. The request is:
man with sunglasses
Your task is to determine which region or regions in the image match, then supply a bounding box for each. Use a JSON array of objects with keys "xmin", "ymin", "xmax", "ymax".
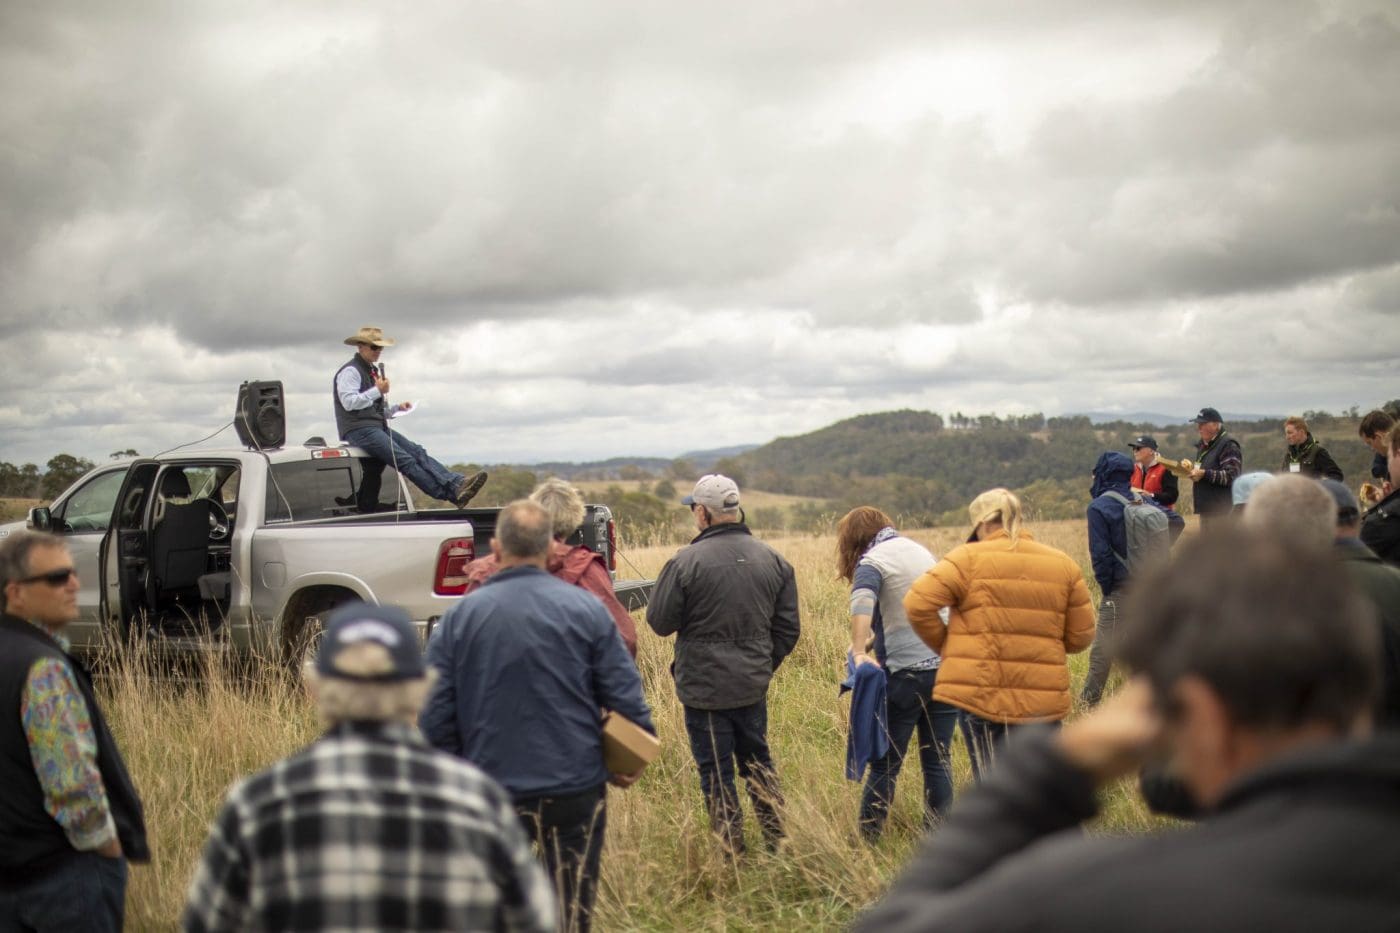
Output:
[{"xmin": 0, "ymin": 531, "xmax": 148, "ymax": 932}]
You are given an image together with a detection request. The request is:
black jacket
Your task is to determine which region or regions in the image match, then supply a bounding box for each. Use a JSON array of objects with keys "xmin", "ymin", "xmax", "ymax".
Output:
[
  {"xmin": 1282, "ymin": 434, "xmax": 1343, "ymax": 481},
  {"xmin": 1336, "ymin": 537, "xmax": 1400, "ymax": 726},
  {"xmin": 1362, "ymin": 487, "xmax": 1400, "ymax": 569},
  {"xmin": 856, "ymin": 729, "xmax": 1400, "ymax": 933},
  {"xmin": 1192, "ymin": 431, "xmax": 1243, "ymax": 519},
  {"xmin": 646, "ymin": 522, "xmax": 800, "ymax": 709},
  {"xmin": 0, "ymin": 614, "xmax": 149, "ymax": 887}
]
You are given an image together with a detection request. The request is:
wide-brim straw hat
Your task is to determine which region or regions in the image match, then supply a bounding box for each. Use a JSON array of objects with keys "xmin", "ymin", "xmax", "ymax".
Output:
[{"xmin": 343, "ymin": 326, "xmax": 397, "ymax": 348}]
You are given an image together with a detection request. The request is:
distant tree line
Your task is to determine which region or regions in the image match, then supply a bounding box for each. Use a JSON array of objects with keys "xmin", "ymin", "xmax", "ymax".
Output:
[
  {"xmin": 12, "ymin": 401, "xmax": 1398, "ymax": 537},
  {"xmin": 0, "ymin": 455, "xmax": 98, "ymax": 500},
  {"xmin": 714, "ymin": 405, "xmax": 1400, "ymax": 530}
]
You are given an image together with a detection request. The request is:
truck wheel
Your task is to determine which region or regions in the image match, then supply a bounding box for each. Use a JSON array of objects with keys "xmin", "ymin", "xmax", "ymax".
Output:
[{"xmin": 281, "ymin": 589, "xmax": 355, "ymax": 673}]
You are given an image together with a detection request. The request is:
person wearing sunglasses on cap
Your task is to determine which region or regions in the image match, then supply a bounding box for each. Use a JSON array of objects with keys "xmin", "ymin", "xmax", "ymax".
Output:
[{"xmin": 0, "ymin": 531, "xmax": 148, "ymax": 932}]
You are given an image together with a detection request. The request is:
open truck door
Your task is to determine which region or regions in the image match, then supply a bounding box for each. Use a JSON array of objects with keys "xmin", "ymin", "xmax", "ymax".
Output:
[{"xmin": 99, "ymin": 460, "xmax": 161, "ymax": 642}]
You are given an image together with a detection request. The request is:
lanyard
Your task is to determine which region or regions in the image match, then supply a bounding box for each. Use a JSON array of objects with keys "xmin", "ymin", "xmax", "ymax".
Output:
[{"xmin": 1196, "ymin": 432, "xmax": 1224, "ymax": 467}]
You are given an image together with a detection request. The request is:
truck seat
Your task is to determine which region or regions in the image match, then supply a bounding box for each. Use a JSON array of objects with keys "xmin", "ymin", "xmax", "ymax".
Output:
[{"xmin": 150, "ymin": 500, "xmax": 210, "ymax": 595}]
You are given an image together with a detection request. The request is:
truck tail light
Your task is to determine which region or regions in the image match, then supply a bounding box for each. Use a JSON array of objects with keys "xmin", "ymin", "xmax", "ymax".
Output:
[
  {"xmin": 434, "ymin": 537, "xmax": 475, "ymax": 596},
  {"xmin": 606, "ymin": 518, "xmax": 617, "ymax": 573}
]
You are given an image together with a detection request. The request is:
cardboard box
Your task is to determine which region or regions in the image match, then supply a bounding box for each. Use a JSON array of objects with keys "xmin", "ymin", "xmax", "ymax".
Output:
[{"xmin": 602, "ymin": 712, "xmax": 660, "ymax": 775}]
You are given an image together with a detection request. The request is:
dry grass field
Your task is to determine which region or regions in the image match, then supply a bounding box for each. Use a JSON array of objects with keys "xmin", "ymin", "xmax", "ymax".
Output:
[
  {"xmin": 572, "ymin": 479, "xmax": 818, "ymax": 515},
  {"xmin": 105, "ymin": 516, "xmax": 1172, "ymax": 931},
  {"xmin": 0, "ymin": 497, "xmax": 40, "ymax": 523}
]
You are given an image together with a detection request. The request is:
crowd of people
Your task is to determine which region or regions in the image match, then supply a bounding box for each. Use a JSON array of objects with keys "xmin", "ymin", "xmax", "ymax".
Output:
[{"xmin": 2, "ymin": 397, "xmax": 1399, "ymax": 931}]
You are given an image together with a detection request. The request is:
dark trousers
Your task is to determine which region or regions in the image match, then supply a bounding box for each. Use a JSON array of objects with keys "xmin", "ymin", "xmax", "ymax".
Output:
[
  {"xmin": 1081, "ymin": 596, "xmax": 1119, "ymax": 707},
  {"xmin": 356, "ymin": 457, "xmax": 386, "ymax": 513},
  {"xmin": 1167, "ymin": 511, "xmax": 1186, "ymax": 544},
  {"xmin": 515, "ymin": 785, "xmax": 607, "ymax": 933},
  {"xmin": 683, "ymin": 700, "xmax": 784, "ymax": 853},
  {"xmin": 0, "ymin": 853, "xmax": 126, "ymax": 933},
  {"xmin": 1198, "ymin": 508, "xmax": 1230, "ymax": 532},
  {"xmin": 859, "ymin": 667, "xmax": 958, "ymax": 838},
  {"xmin": 961, "ymin": 712, "xmax": 1042, "ymax": 780},
  {"xmin": 344, "ymin": 425, "xmax": 463, "ymax": 502}
]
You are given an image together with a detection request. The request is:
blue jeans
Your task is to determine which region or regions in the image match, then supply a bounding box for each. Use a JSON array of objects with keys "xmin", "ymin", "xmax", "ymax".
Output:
[
  {"xmin": 344, "ymin": 425, "xmax": 463, "ymax": 502},
  {"xmin": 0, "ymin": 852, "xmax": 126, "ymax": 933},
  {"xmin": 859, "ymin": 666, "xmax": 958, "ymax": 838},
  {"xmin": 683, "ymin": 700, "xmax": 784, "ymax": 852}
]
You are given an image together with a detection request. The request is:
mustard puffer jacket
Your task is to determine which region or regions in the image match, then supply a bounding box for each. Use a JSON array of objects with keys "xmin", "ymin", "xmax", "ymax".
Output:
[{"xmin": 903, "ymin": 529, "xmax": 1096, "ymax": 723}]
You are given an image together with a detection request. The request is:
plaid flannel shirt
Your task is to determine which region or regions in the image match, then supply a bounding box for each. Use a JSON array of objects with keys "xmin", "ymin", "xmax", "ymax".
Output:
[{"xmin": 182, "ymin": 720, "xmax": 555, "ymax": 933}]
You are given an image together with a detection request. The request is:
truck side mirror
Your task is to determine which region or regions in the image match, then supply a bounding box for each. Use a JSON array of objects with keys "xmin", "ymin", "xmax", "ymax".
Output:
[{"xmin": 28, "ymin": 507, "xmax": 52, "ymax": 532}]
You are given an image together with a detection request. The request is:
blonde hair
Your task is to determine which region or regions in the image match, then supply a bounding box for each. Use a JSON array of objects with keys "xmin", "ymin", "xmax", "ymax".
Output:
[
  {"xmin": 530, "ymin": 477, "xmax": 587, "ymax": 540},
  {"xmin": 967, "ymin": 488, "xmax": 1023, "ymax": 546},
  {"xmin": 1284, "ymin": 415, "xmax": 1309, "ymax": 433}
]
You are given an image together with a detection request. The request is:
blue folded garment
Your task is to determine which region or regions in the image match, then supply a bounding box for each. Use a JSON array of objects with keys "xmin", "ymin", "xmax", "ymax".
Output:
[{"xmin": 840, "ymin": 653, "xmax": 889, "ymax": 781}]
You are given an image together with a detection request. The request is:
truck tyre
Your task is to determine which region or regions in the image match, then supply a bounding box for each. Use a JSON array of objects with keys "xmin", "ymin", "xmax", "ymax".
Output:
[{"xmin": 280, "ymin": 588, "xmax": 356, "ymax": 673}]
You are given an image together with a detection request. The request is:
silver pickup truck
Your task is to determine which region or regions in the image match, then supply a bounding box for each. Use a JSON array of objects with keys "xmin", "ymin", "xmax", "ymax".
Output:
[{"xmin": 3, "ymin": 444, "xmax": 650, "ymax": 662}]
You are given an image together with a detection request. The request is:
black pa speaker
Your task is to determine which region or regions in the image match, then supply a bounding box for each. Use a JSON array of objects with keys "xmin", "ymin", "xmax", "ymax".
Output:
[{"xmin": 234, "ymin": 380, "xmax": 286, "ymax": 449}]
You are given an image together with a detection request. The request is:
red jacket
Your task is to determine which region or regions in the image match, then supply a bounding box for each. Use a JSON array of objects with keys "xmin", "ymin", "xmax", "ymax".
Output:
[
  {"xmin": 1131, "ymin": 461, "xmax": 1178, "ymax": 511},
  {"xmin": 462, "ymin": 542, "xmax": 639, "ymax": 658}
]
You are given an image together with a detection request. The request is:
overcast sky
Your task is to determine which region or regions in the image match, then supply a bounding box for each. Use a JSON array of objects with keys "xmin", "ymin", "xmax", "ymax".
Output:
[{"xmin": 3, "ymin": 0, "xmax": 1398, "ymax": 468}]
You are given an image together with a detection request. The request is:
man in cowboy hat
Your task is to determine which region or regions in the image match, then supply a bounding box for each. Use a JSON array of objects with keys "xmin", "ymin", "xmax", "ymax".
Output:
[{"xmin": 334, "ymin": 326, "xmax": 487, "ymax": 511}]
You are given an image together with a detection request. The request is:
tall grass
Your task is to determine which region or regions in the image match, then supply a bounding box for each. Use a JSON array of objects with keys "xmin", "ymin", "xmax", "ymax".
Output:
[{"xmin": 104, "ymin": 518, "xmax": 1166, "ymax": 930}]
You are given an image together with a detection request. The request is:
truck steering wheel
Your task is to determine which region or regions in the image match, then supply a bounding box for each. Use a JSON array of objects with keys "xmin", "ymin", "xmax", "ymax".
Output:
[{"xmin": 207, "ymin": 499, "xmax": 231, "ymax": 542}]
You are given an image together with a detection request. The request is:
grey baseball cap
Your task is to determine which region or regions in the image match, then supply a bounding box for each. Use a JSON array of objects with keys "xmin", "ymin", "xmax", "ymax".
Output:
[
  {"xmin": 682, "ymin": 474, "xmax": 741, "ymax": 511},
  {"xmin": 1231, "ymin": 472, "xmax": 1275, "ymax": 508},
  {"xmin": 1318, "ymin": 478, "xmax": 1361, "ymax": 524}
]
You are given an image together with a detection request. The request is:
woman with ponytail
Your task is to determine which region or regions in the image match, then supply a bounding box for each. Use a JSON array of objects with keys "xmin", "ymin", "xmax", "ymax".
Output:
[{"xmin": 903, "ymin": 489, "xmax": 1095, "ymax": 775}]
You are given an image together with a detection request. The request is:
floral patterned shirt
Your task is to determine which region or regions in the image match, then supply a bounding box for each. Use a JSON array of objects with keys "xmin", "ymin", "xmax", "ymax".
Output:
[{"xmin": 18, "ymin": 623, "xmax": 116, "ymax": 851}]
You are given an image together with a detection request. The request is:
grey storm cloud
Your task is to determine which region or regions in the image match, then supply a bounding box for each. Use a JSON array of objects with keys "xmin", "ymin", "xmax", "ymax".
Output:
[{"xmin": 2, "ymin": 0, "xmax": 1398, "ymax": 466}]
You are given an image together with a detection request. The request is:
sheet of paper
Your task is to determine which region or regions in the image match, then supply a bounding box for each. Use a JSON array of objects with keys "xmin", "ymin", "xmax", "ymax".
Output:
[{"xmin": 389, "ymin": 400, "xmax": 419, "ymax": 419}]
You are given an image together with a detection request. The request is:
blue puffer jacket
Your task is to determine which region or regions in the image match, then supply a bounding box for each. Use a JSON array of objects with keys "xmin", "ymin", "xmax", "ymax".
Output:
[{"xmin": 1087, "ymin": 451, "xmax": 1134, "ymax": 597}]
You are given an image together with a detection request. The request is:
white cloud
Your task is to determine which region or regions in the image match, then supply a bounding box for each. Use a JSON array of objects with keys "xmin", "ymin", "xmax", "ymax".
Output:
[{"xmin": 1, "ymin": 0, "xmax": 1397, "ymax": 470}]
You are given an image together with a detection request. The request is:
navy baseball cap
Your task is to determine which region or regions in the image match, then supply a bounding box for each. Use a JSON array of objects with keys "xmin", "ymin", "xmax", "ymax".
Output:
[
  {"xmin": 1190, "ymin": 407, "xmax": 1223, "ymax": 424},
  {"xmin": 316, "ymin": 603, "xmax": 424, "ymax": 682},
  {"xmin": 1128, "ymin": 435, "xmax": 1158, "ymax": 451}
]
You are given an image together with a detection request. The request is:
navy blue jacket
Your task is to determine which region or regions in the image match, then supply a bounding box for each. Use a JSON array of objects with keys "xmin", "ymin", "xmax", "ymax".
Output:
[
  {"xmin": 420, "ymin": 565, "xmax": 654, "ymax": 800},
  {"xmin": 840, "ymin": 655, "xmax": 889, "ymax": 781},
  {"xmin": 1087, "ymin": 452, "xmax": 1134, "ymax": 597}
]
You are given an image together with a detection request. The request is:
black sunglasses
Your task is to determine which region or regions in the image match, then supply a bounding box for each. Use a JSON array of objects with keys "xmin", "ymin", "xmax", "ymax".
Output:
[{"xmin": 18, "ymin": 568, "xmax": 77, "ymax": 587}]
